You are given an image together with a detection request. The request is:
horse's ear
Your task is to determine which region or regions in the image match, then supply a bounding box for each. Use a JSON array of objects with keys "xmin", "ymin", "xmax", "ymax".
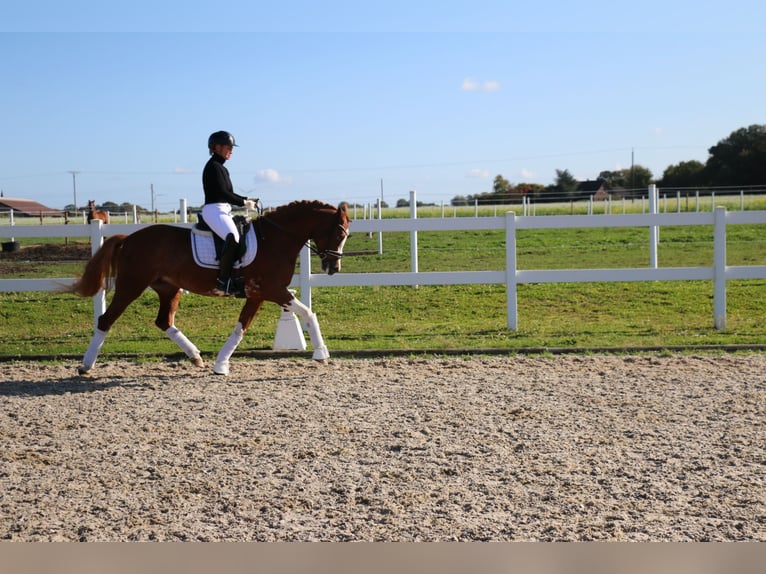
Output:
[{"xmin": 338, "ymin": 202, "xmax": 349, "ymax": 214}]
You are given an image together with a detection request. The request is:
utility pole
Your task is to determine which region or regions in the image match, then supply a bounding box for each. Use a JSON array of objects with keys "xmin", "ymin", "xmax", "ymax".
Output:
[{"xmin": 68, "ymin": 171, "xmax": 80, "ymax": 213}]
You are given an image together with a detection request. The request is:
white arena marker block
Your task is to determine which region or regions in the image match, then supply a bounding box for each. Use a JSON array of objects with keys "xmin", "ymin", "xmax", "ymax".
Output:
[{"xmin": 273, "ymin": 307, "xmax": 307, "ymax": 351}]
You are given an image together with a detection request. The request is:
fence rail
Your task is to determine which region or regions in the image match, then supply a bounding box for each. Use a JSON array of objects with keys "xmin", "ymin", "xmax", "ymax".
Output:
[{"xmin": 2, "ymin": 204, "xmax": 766, "ymax": 332}]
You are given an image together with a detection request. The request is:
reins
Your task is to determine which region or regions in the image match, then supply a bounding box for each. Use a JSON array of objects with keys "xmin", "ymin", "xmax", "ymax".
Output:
[{"xmin": 260, "ymin": 213, "xmax": 348, "ymax": 259}]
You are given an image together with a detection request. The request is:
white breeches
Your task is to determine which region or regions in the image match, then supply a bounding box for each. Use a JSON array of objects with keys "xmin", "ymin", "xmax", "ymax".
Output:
[{"xmin": 201, "ymin": 203, "xmax": 239, "ymax": 242}]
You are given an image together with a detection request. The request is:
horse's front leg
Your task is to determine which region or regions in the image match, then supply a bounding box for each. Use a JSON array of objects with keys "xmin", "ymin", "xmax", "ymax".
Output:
[
  {"xmin": 214, "ymin": 298, "xmax": 264, "ymax": 375},
  {"xmin": 284, "ymin": 297, "xmax": 330, "ymax": 361},
  {"xmin": 153, "ymin": 284, "xmax": 204, "ymax": 368}
]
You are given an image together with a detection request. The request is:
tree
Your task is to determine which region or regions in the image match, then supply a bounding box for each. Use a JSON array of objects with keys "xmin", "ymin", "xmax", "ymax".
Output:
[
  {"xmin": 659, "ymin": 160, "xmax": 705, "ymax": 188},
  {"xmin": 492, "ymin": 174, "xmax": 512, "ymax": 198},
  {"xmin": 598, "ymin": 165, "xmax": 653, "ymax": 190},
  {"xmin": 451, "ymin": 195, "xmax": 469, "ymax": 206},
  {"xmin": 515, "ymin": 183, "xmax": 545, "ymax": 200},
  {"xmin": 554, "ymin": 169, "xmax": 578, "ymax": 198},
  {"xmin": 704, "ymin": 124, "xmax": 766, "ymax": 186}
]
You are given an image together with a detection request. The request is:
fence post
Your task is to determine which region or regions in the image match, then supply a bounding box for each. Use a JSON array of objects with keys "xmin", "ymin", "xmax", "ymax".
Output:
[
  {"xmin": 649, "ymin": 184, "xmax": 659, "ymax": 268},
  {"xmin": 180, "ymin": 198, "xmax": 188, "ymax": 223},
  {"xmin": 713, "ymin": 206, "xmax": 727, "ymax": 330},
  {"xmin": 377, "ymin": 197, "xmax": 383, "ymax": 255},
  {"xmin": 90, "ymin": 220, "xmax": 106, "ymax": 328},
  {"xmin": 505, "ymin": 211, "xmax": 518, "ymax": 331},
  {"xmin": 410, "ymin": 190, "xmax": 418, "ymax": 288}
]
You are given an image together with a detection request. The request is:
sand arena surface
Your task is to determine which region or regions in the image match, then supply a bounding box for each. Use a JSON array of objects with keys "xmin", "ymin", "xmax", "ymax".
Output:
[{"xmin": 1, "ymin": 354, "xmax": 764, "ymax": 541}]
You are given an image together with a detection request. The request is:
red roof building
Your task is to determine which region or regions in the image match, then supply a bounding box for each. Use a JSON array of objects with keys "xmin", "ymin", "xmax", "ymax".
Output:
[{"xmin": 0, "ymin": 197, "xmax": 65, "ymax": 217}]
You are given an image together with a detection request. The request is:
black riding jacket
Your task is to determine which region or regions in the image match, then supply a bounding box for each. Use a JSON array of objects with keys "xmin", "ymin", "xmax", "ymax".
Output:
[{"xmin": 202, "ymin": 153, "xmax": 247, "ymax": 206}]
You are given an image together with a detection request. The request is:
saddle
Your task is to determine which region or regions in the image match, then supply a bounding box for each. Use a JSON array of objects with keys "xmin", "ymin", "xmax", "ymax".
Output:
[
  {"xmin": 195, "ymin": 213, "xmax": 250, "ymax": 260},
  {"xmin": 191, "ymin": 213, "xmax": 258, "ymax": 270}
]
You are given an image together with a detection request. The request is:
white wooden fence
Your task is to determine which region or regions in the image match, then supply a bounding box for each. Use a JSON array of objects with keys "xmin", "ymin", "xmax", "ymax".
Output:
[{"xmin": 2, "ymin": 204, "xmax": 766, "ymax": 332}]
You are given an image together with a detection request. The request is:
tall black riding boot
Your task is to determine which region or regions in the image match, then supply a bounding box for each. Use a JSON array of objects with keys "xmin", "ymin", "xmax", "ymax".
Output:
[{"xmin": 216, "ymin": 233, "xmax": 240, "ymax": 296}]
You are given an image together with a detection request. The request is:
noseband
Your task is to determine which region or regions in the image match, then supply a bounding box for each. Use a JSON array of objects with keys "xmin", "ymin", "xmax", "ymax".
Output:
[{"xmin": 311, "ymin": 224, "xmax": 349, "ymax": 260}]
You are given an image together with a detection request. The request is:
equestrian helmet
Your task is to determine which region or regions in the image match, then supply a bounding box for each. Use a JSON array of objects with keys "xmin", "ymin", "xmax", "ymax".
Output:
[{"xmin": 208, "ymin": 130, "xmax": 238, "ymax": 149}]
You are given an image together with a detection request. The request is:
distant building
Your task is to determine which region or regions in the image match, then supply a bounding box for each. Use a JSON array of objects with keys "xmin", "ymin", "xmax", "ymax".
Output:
[
  {"xmin": 576, "ymin": 178, "xmax": 613, "ymax": 201},
  {"xmin": 0, "ymin": 197, "xmax": 65, "ymax": 217}
]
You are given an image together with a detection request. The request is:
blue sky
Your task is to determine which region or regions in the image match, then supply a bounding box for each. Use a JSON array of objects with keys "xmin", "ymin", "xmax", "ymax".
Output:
[{"xmin": 1, "ymin": 2, "xmax": 764, "ymax": 211}]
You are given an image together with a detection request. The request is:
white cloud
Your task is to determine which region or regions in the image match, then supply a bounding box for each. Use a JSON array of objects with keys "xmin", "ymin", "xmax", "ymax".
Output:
[
  {"xmin": 174, "ymin": 167, "xmax": 194, "ymax": 174},
  {"xmin": 461, "ymin": 77, "xmax": 501, "ymax": 92},
  {"xmin": 520, "ymin": 168, "xmax": 536, "ymax": 179},
  {"xmin": 462, "ymin": 77, "xmax": 480, "ymax": 91},
  {"xmin": 466, "ymin": 168, "xmax": 490, "ymax": 179},
  {"xmin": 255, "ymin": 168, "xmax": 291, "ymax": 184}
]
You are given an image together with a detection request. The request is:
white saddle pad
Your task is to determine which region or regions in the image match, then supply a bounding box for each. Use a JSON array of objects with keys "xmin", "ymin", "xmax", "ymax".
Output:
[{"xmin": 191, "ymin": 225, "xmax": 258, "ymax": 270}]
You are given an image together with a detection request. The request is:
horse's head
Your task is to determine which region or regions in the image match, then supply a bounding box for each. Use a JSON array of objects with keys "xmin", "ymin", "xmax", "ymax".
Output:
[{"xmin": 314, "ymin": 202, "xmax": 350, "ymax": 275}]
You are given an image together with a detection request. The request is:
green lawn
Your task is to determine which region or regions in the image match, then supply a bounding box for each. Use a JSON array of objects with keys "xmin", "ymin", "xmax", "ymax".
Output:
[{"xmin": 1, "ymin": 215, "xmax": 765, "ymax": 358}]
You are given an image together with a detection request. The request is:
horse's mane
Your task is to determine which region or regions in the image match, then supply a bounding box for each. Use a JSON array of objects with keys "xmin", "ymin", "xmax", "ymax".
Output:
[
  {"xmin": 265, "ymin": 200, "xmax": 338, "ymax": 220},
  {"xmin": 281, "ymin": 199, "xmax": 336, "ymax": 211}
]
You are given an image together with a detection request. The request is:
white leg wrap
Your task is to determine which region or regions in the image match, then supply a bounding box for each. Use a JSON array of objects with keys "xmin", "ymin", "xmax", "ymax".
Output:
[
  {"xmin": 82, "ymin": 329, "xmax": 107, "ymax": 372},
  {"xmin": 214, "ymin": 322, "xmax": 244, "ymax": 375},
  {"xmin": 286, "ymin": 299, "xmax": 329, "ymax": 360},
  {"xmin": 165, "ymin": 326, "xmax": 201, "ymax": 360}
]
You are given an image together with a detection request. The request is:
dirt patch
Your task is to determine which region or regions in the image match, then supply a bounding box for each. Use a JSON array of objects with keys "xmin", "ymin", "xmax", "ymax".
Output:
[
  {"xmin": 0, "ymin": 243, "xmax": 91, "ymax": 262},
  {"xmin": 1, "ymin": 354, "xmax": 764, "ymax": 541}
]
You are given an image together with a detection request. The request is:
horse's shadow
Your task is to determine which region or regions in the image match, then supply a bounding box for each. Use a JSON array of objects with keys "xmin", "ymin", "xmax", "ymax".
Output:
[
  {"xmin": 0, "ymin": 362, "xmax": 317, "ymax": 397},
  {"xmin": 0, "ymin": 373, "xmax": 144, "ymax": 397}
]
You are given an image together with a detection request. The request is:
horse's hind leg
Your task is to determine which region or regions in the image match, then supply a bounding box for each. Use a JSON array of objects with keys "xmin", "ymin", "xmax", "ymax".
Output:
[
  {"xmin": 153, "ymin": 282, "xmax": 204, "ymax": 368},
  {"xmin": 79, "ymin": 286, "xmax": 145, "ymax": 375}
]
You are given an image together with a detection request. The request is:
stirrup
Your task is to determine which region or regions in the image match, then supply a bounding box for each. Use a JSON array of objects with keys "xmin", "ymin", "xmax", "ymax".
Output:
[
  {"xmin": 231, "ymin": 276, "xmax": 246, "ymax": 298},
  {"xmin": 216, "ymin": 277, "xmax": 246, "ymax": 298},
  {"xmin": 215, "ymin": 277, "xmax": 232, "ymax": 295}
]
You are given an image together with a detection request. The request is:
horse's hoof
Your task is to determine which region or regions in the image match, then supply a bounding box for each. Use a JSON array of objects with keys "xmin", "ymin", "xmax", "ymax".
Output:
[
  {"xmin": 77, "ymin": 365, "xmax": 92, "ymax": 376},
  {"xmin": 312, "ymin": 347, "xmax": 330, "ymax": 361},
  {"xmin": 191, "ymin": 356, "xmax": 205, "ymax": 368},
  {"xmin": 213, "ymin": 361, "xmax": 229, "ymax": 376}
]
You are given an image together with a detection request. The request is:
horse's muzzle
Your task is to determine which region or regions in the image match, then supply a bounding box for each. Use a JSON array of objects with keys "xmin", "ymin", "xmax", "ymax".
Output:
[{"xmin": 321, "ymin": 254, "xmax": 341, "ymax": 275}]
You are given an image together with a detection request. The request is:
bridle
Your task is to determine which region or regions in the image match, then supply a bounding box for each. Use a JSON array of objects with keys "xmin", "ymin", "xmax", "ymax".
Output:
[
  {"xmin": 312, "ymin": 224, "xmax": 349, "ymax": 260},
  {"xmin": 260, "ymin": 216, "xmax": 349, "ymax": 260}
]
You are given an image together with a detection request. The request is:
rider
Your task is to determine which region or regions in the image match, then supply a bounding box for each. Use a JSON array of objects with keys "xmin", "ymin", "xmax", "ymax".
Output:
[{"xmin": 201, "ymin": 130, "xmax": 258, "ymax": 297}]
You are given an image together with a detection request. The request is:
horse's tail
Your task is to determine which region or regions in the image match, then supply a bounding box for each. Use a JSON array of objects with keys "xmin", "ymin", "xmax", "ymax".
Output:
[{"xmin": 67, "ymin": 235, "xmax": 127, "ymax": 297}]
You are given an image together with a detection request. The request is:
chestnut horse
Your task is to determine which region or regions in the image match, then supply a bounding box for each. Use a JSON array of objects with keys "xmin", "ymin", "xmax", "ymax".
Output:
[
  {"xmin": 69, "ymin": 200, "xmax": 350, "ymax": 376},
  {"xmin": 87, "ymin": 200, "xmax": 110, "ymax": 224}
]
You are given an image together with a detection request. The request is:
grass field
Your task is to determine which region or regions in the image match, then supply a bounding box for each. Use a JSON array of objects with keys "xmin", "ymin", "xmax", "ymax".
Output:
[{"xmin": 1, "ymin": 204, "xmax": 765, "ymax": 358}]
